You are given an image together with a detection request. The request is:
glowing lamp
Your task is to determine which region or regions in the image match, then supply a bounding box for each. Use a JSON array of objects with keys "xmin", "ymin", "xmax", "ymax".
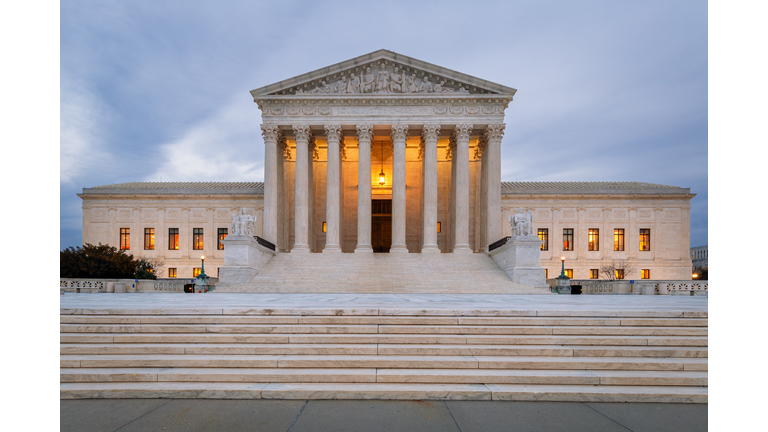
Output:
[{"xmin": 379, "ymin": 170, "xmax": 386, "ymax": 186}]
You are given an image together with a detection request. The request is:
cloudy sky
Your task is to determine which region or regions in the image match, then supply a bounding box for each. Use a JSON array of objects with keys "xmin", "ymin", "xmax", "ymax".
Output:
[{"xmin": 60, "ymin": 0, "xmax": 707, "ymax": 249}]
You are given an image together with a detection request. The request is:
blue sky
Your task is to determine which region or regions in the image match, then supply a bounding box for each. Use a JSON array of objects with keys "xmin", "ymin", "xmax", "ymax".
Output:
[{"xmin": 60, "ymin": 0, "xmax": 707, "ymax": 249}]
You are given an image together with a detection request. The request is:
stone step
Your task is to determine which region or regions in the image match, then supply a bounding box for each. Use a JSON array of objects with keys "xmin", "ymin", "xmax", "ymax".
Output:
[
  {"xmin": 61, "ymin": 354, "xmax": 284, "ymax": 368},
  {"xmin": 60, "ymin": 343, "xmax": 378, "ymax": 356},
  {"xmin": 60, "ymin": 315, "xmax": 462, "ymax": 325},
  {"xmin": 377, "ymin": 344, "xmax": 707, "ymax": 358},
  {"xmin": 59, "ymin": 382, "xmax": 707, "ymax": 402},
  {"xmin": 455, "ymin": 317, "xmax": 708, "ymax": 327},
  {"xmin": 474, "ymin": 356, "xmax": 707, "ymax": 371},
  {"xmin": 463, "ymin": 335, "xmax": 708, "ymax": 346},
  {"xmin": 60, "ymin": 368, "xmax": 377, "ymax": 383},
  {"xmin": 59, "ymin": 324, "xmax": 380, "ymax": 334},
  {"xmin": 376, "ymin": 369, "xmax": 708, "ymax": 386}
]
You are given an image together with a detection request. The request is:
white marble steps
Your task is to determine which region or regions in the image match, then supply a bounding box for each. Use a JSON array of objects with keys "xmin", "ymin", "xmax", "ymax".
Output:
[
  {"xmin": 59, "ymin": 382, "xmax": 707, "ymax": 403},
  {"xmin": 60, "ymin": 368, "xmax": 707, "ymax": 386}
]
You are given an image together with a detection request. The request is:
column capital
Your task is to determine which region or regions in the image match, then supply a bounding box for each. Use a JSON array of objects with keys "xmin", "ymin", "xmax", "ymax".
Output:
[
  {"xmin": 292, "ymin": 124, "xmax": 311, "ymax": 141},
  {"xmin": 422, "ymin": 123, "xmax": 441, "ymax": 141},
  {"xmin": 260, "ymin": 124, "xmax": 280, "ymax": 141},
  {"xmin": 391, "ymin": 124, "xmax": 409, "ymax": 142},
  {"xmin": 324, "ymin": 124, "xmax": 343, "ymax": 141},
  {"xmin": 453, "ymin": 123, "xmax": 473, "ymax": 141},
  {"xmin": 356, "ymin": 124, "xmax": 373, "ymax": 141},
  {"xmin": 484, "ymin": 123, "xmax": 506, "ymax": 141}
]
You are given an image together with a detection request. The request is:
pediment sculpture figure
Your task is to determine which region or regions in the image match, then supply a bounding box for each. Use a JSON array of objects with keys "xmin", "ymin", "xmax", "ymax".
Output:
[
  {"xmin": 361, "ymin": 67, "xmax": 375, "ymax": 93},
  {"xmin": 389, "ymin": 66, "xmax": 404, "ymax": 93}
]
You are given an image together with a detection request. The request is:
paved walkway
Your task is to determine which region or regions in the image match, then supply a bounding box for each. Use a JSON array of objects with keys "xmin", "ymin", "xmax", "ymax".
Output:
[{"xmin": 61, "ymin": 399, "xmax": 707, "ymax": 432}]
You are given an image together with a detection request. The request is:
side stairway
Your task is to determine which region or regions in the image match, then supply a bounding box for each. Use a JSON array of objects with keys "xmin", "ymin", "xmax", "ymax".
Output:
[
  {"xmin": 60, "ymin": 307, "xmax": 707, "ymax": 402},
  {"xmin": 215, "ymin": 252, "xmax": 549, "ymax": 294}
]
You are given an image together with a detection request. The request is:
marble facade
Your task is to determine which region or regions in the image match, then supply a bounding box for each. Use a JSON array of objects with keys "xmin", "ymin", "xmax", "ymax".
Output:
[{"xmin": 78, "ymin": 50, "xmax": 695, "ymax": 283}]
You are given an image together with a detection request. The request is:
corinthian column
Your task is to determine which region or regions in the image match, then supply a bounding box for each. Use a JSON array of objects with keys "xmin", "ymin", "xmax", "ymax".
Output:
[
  {"xmin": 355, "ymin": 124, "xmax": 374, "ymax": 253},
  {"xmin": 260, "ymin": 124, "xmax": 280, "ymax": 249},
  {"xmin": 453, "ymin": 124, "xmax": 473, "ymax": 254},
  {"xmin": 421, "ymin": 124, "xmax": 440, "ymax": 253},
  {"xmin": 484, "ymin": 123, "xmax": 505, "ymax": 246},
  {"xmin": 292, "ymin": 125, "xmax": 311, "ymax": 253},
  {"xmin": 323, "ymin": 124, "xmax": 343, "ymax": 253},
  {"xmin": 390, "ymin": 124, "xmax": 409, "ymax": 253}
]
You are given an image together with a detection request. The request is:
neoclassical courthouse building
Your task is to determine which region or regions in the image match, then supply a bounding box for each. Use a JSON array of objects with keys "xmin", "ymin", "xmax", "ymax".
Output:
[{"xmin": 78, "ymin": 50, "xmax": 695, "ymax": 285}]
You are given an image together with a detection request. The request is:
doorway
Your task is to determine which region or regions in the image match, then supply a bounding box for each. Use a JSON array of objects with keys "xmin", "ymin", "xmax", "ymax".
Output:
[{"xmin": 372, "ymin": 199, "xmax": 392, "ymax": 253}]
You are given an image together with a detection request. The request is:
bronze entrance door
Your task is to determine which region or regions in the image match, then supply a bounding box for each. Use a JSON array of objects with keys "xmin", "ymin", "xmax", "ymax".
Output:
[{"xmin": 371, "ymin": 199, "xmax": 392, "ymax": 253}]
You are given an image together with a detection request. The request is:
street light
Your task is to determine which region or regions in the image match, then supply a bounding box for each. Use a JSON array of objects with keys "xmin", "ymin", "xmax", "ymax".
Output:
[
  {"xmin": 560, "ymin": 256, "xmax": 566, "ymax": 277},
  {"xmin": 692, "ymin": 273, "xmax": 698, "ymax": 280}
]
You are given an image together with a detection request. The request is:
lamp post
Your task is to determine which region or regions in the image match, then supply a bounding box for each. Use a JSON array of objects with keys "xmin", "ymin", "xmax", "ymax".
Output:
[
  {"xmin": 196, "ymin": 255, "xmax": 211, "ymax": 293},
  {"xmin": 560, "ymin": 256, "xmax": 565, "ymax": 277},
  {"xmin": 555, "ymin": 256, "xmax": 571, "ymax": 295},
  {"xmin": 200, "ymin": 255, "xmax": 207, "ymax": 278}
]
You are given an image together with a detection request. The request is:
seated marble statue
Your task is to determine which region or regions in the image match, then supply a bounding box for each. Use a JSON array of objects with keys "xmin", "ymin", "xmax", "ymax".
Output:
[{"xmin": 510, "ymin": 207, "xmax": 534, "ymax": 237}]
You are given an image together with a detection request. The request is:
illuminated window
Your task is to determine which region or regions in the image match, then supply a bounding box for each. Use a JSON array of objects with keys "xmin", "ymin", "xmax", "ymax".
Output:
[
  {"xmin": 639, "ymin": 229, "xmax": 651, "ymax": 251},
  {"xmin": 144, "ymin": 228, "xmax": 155, "ymax": 250},
  {"xmin": 437, "ymin": 222, "xmax": 441, "ymax": 233},
  {"xmin": 193, "ymin": 228, "xmax": 204, "ymax": 250},
  {"xmin": 218, "ymin": 228, "xmax": 228, "ymax": 250},
  {"xmin": 168, "ymin": 268, "xmax": 177, "ymax": 278},
  {"xmin": 615, "ymin": 269, "xmax": 625, "ymax": 280},
  {"xmin": 565, "ymin": 269, "xmax": 573, "ymax": 278},
  {"xmin": 322, "ymin": 222, "xmax": 327, "ymax": 233},
  {"xmin": 168, "ymin": 228, "xmax": 179, "ymax": 250},
  {"xmin": 641, "ymin": 269, "xmax": 650, "ymax": 279},
  {"xmin": 120, "ymin": 228, "xmax": 130, "ymax": 250},
  {"xmin": 563, "ymin": 229, "xmax": 573, "ymax": 251},
  {"xmin": 588, "ymin": 229, "xmax": 599, "ymax": 251},
  {"xmin": 545, "ymin": 269, "xmax": 548, "ymax": 279},
  {"xmin": 614, "ymin": 229, "xmax": 625, "ymax": 251},
  {"xmin": 538, "ymin": 228, "xmax": 548, "ymax": 251},
  {"xmin": 590, "ymin": 269, "xmax": 599, "ymax": 279},
  {"xmin": 193, "ymin": 268, "xmax": 201, "ymax": 277}
]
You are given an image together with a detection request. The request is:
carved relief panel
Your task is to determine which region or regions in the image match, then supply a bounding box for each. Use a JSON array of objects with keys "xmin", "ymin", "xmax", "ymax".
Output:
[{"xmin": 116, "ymin": 209, "xmax": 132, "ymax": 222}]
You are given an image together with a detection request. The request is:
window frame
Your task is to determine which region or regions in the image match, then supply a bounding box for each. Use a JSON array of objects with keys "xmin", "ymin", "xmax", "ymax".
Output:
[
  {"xmin": 614, "ymin": 228, "xmax": 625, "ymax": 251},
  {"xmin": 120, "ymin": 228, "xmax": 130, "ymax": 250},
  {"xmin": 193, "ymin": 228, "xmax": 204, "ymax": 251},
  {"xmin": 564, "ymin": 269, "xmax": 573, "ymax": 278},
  {"xmin": 590, "ymin": 269, "xmax": 599, "ymax": 279},
  {"xmin": 168, "ymin": 228, "xmax": 179, "ymax": 250},
  {"xmin": 193, "ymin": 268, "xmax": 201, "ymax": 277},
  {"xmin": 639, "ymin": 229, "xmax": 651, "ymax": 251},
  {"xmin": 218, "ymin": 228, "xmax": 228, "ymax": 250},
  {"xmin": 538, "ymin": 228, "xmax": 549, "ymax": 251},
  {"xmin": 168, "ymin": 268, "xmax": 177, "ymax": 278},
  {"xmin": 588, "ymin": 228, "xmax": 599, "ymax": 251},
  {"xmin": 144, "ymin": 228, "xmax": 155, "ymax": 250},
  {"xmin": 615, "ymin": 269, "xmax": 625, "ymax": 280},
  {"xmin": 562, "ymin": 228, "xmax": 574, "ymax": 251},
  {"xmin": 641, "ymin": 269, "xmax": 650, "ymax": 279}
]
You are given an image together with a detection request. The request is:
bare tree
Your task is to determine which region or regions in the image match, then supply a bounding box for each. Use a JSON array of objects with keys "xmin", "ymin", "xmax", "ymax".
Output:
[
  {"xmin": 599, "ymin": 261, "xmax": 636, "ymax": 281},
  {"xmin": 137, "ymin": 256, "xmax": 166, "ymax": 278}
]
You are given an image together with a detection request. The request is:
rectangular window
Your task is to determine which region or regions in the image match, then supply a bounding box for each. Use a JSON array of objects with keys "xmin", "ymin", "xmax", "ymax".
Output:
[
  {"xmin": 614, "ymin": 229, "xmax": 625, "ymax": 251},
  {"xmin": 615, "ymin": 269, "xmax": 625, "ymax": 280},
  {"xmin": 168, "ymin": 228, "xmax": 179, "ymax": 250},
  {"xmin": 144, "ymin": 228, "xmax": 155, "ymax": 250},
  {"xmin": 590, "ymin": 269, "xmax": 599, "ymax": 279},
  {"xmin": 168, "ymin": 268, "xmax": 177, "ymax": 278},
  {"xmin": 565, "ymin": 269, "xmax": 573, "ymax": 278},
  {"xmin": 193, "ymin": 228, "xmax": 204, "ymax": 250},
  {"xmin": 588, "ymin": 229, "xmax": 599, "ymax": 251},
  {"xmin": 563, "ymin": 229, "xmax": 573, "ymax": 251},
  {"xmin": 193, "ymin": 268, "xmax": 201, "ymax": 277},
  {"xmin": 641, "ymin": 269, "xmax": 650, "ymax": 279},
  {"xmin": 437, "ymin": 222, "xmax": 441, "ymax": 233},
  {"xmin": 538, "ymin": 228, "xmax": 548, "ymax": 251},
  {"xmin": 120, "ymin": 228, "xmax": 130, "ymax": 250},
  {"xmin": 639, "ymin": 229, "xmax": 651, "ymax": 251},
  {"xmin": 544, "ymin": 269, "xmax": 548, "ymax": 279},
  {"xmin": 218, "ymin": 228, "xmax": 228, "ymax": 250}
]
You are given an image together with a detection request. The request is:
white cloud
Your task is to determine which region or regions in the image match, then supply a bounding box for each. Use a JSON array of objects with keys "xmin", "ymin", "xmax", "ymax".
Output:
[{"xmin": 144, "ymin": 96, "xmax": 263, "ymax": 182}]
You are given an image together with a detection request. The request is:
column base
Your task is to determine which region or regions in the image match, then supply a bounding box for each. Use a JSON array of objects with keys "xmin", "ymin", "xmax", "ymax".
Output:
[
  {"xmin": 452, "ymin": 245, "xmax": 473, "ymax": 254},
  {"xmin": 420, "ymin": 244, "xmax": 440, "ymax": 254},
  {"xmin": 354, "ymin": 245, "xmax": 374, "ymax": 253},
  {"xmin": 291, "ymin": 245, "xmax": 311, "ymax": 253},
  {"xmin": 390, "ymin": 245, "xmax": 409, "ymax": 253},
  {"xmin": 323, "ymin": 245, "xmax": 342, "ymax": 253}
]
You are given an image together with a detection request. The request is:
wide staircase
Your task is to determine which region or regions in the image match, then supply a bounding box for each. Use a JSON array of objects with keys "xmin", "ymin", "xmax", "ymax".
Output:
[
  {"xmin": 60, "ymin": 307, "xmax": 707, "ymax": 402},
  {"xmin": 215, "ymin": 253, "xmax": 549, "ymax": 294}
]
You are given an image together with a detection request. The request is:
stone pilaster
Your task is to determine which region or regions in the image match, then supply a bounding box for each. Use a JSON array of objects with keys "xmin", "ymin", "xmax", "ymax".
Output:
[
  {"xmin": 390, "ymin": 124, "xmax": 409, "ymax": 253},
  {"xmin": 260, "ymin": 124, "xmax": 280, "ymax": 247},
  {"xmin": 292, "ymin": 124, "xmax": 311, "ymax": 253},
  {"xmin": 323, "ymin": 124, "xmax": 343, "ymax": 253},
  {"xmin": 421, "ymin": 124, "xmax": 440, "ymax": 253},
  {"xmin": 484, "ymin": 123, "xmax": 505, "ymax": 248},
  {"xmin": 355, "ymin": 124, "xmax": 374, "ymax": 253},
  {"xmin": 453, "ymin": 124, "xmax": 473, "ymax": 253}
]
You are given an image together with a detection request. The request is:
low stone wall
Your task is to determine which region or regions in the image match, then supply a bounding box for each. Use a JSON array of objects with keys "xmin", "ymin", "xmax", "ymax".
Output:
[
  {"xmin": 60, "ymin": 278, "xmax": 201, "ymax": 293},
  {"xmin": 546, "ymin": 279, "xmax": 708, "ymax": 296}
]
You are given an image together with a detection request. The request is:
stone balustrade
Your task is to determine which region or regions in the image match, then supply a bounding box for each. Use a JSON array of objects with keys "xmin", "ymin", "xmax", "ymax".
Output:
[
  {"xmin": 546, "ymin": 279, "xmax": 708, "ymax": 296},
  {"xmin": 60, "ymin": 278, "xmax": 198, "ymax": 293}
]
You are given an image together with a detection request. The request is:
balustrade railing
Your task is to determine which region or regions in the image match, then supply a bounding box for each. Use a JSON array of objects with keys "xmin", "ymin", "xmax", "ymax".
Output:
[
  {"xmin": 488, "ymin": 236, "xmax": 511, "ymax": 252},
  {"xmin": 255, "ymin": 236, "xmax": 276, "ymax": 251}
]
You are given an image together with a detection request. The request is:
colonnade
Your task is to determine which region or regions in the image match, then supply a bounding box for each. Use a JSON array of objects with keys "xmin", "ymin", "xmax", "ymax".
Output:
[{"xmin": 260, "ymin": 123, "xmax": 505, "ymax": 254}]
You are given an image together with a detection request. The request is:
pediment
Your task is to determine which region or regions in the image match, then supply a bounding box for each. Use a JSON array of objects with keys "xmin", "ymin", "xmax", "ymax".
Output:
[{"xmin": 251, "ymin": 49, "xmax": 517, "ymax": 98}]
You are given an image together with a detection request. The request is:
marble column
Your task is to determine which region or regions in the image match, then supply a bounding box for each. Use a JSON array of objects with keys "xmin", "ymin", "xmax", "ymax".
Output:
[
  {"xmin": 390, "ymin": 124, "xmax": 409, "ymax": 253},
  {"xmin": 421, "ymin": 124, "xmax": 440, "ymax": 253},
  {"xmin": 484, "ymin": 124, "xmax": 505, "ymax": 247},
  {"xmin": 260, "ymin": 124, "xmax": 280, "ymax": 248},
  {"xmin": 323, "ymin": 124, "xmax": 343, "ymax": 253},
  {"xmin": 355, "ymin": 124, "xmax": 374, "ymax": 253},
  {"xmin": 453, "ymin": 124, "xmax": 473, "ymax": 253},
  {"xmin": 448, "ymin": 136, "xmax": 456, "ymax": 252},
  {"xmin": 478, "ymin": 135, "xmax": 488, "ymax": 251},
  {"xmin": 292, "ymin": 124, "xmax": 311, "ymax": 253},
  {"xmin": 308, "ymin": 136, "xmax": 316, "ymax": 252},
  {"xmin": 277, "ymin": 136, "xmax": 288, "ymax": 252}
]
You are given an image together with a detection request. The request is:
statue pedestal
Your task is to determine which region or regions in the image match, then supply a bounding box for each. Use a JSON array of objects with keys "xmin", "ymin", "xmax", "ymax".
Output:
[
  {"xmin": 555, "ymin": 275, "xmax": 571, "ymax": 295},
  {"xmin": 216, "ymin": 235, "xmax": 276, "ymax": 291},
  {"xmin": 488, "ymin": 235, "xmax": 547, "ymax": 288}
]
